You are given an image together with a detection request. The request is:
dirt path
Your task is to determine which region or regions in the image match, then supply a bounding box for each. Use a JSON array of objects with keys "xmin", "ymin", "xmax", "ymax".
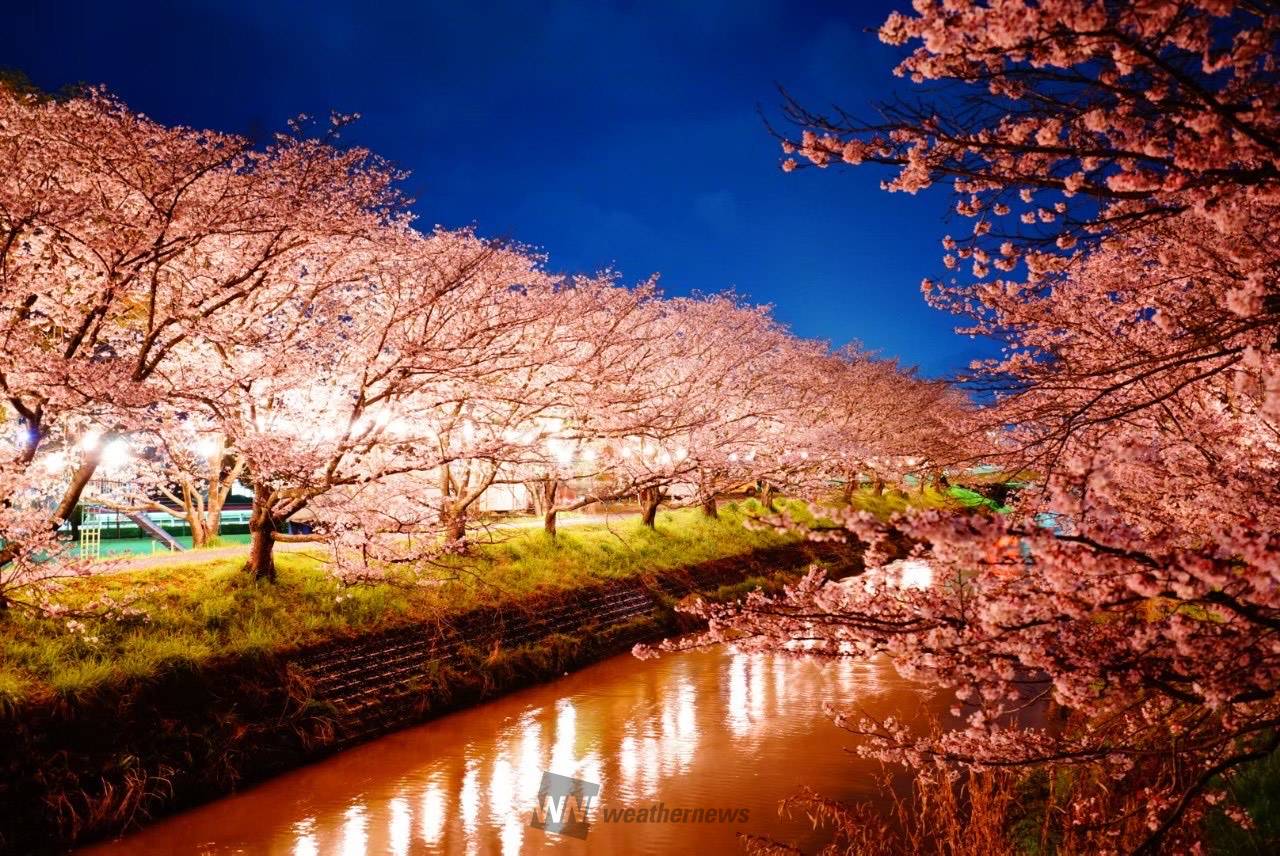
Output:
[{"xmin": 102, "ymin": 512, "xmax": 629, "ymax": 573}]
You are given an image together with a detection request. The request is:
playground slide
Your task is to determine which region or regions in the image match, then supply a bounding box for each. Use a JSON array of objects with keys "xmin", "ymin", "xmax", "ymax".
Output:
[{"xmin": 121, "ymin": 511, "xmax": 185, "ymax": 551}]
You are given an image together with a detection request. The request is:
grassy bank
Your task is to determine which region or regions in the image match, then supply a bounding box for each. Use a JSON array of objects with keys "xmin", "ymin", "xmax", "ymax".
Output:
[
  {"xmin": 0, "ymin": 503, "xmax": 855, "ymax": 851},
  {"xmin": 0, "ymin": 504, "xmax": 800, "ymax": 707}
]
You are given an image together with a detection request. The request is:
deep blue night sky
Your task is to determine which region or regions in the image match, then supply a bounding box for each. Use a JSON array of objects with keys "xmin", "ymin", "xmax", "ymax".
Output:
[{"xmin": 1, "ymin": 0, "xmax": 991, "ymax": 377}]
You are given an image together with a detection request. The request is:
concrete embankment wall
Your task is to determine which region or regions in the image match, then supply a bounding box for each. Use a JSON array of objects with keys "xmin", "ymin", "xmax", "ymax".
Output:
[{"xmin": 0, "ymin": 541, "xmax": 858, "ymax": 853}]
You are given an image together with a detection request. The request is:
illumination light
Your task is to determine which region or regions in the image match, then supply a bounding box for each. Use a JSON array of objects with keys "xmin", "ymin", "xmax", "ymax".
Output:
[
  {"xmin": 80, "ymin": 429, "xmax": 101, "ymax": 452},
  {"xmin": 546, "ymin": 437, "xmax": 574, "ymax": 466},
  {"xmin": 101, "ymin": 438, "xmax": 130, "ymax": 470},
  {"xmin": 893, "ymin": 559, "xmax": 934, "ymax": 590},
  {"xmin": 43, "ymin": 451, "xmax": 67, "ymax": 473},
  {"xmin": 194, "ymin": 437, "xmax": 219, "ymax": 458}
]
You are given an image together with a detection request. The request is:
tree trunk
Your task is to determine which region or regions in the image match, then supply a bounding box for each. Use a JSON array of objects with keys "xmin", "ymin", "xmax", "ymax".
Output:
[
  {"xmin": 246, "ymin": 525, "xmax": 276, "ymax": 582},
  {"xmin": 639, "ymin": 487, "xmax": 661, "ymax": 528},
  {"xmin": 204, "ymin": 498, "xmax": 224, "ymax": 546},
  {"xmin": 538, "ymin": 477, "xmax": 559, "ymax": 537},
  {"xmin": 445, "ymin": 510, "xmax": 467, "ymax": 544},
  {"xmin": 202, "ymin": 448, "xmax": 238, "ymax": 547},
  {"xmin": 759, "ymin": 482, "xmax": 775, "ymax": 512},
  {"xmin": 841, "ymin": 478, "xmax": 856, "ymax": 505},
  {"xmin": 0, "ymin": 448, "xmax": 100, "ymax": 578},
  {"xmin": 190, "ymin": 515, "xmax": 208, "ymax": 549},
  {"xmin": 245, "ymin": 483, "xmax": 276, "ymax": 581},
  {"xmin": 53, "ymin": 454, "xmax": 100, "ymax": 524},
  {"xmin": 701, "ymin": 494, "xmax": 719, "ymax": 518},
  {"xmin": 873, "ymin": 478, "xmax": 886, "ymax": 496}
]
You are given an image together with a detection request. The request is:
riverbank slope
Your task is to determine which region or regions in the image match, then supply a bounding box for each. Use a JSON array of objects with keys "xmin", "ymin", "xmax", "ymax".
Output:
[{"xmin": 0, "ymin": 504, "xmax": 859, "ymax": 851}]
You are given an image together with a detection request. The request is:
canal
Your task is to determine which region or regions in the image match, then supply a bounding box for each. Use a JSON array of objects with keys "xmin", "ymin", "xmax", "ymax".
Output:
[{"xmin": 80, "ymin": 647, "xmax": 948, "ymax": 855}]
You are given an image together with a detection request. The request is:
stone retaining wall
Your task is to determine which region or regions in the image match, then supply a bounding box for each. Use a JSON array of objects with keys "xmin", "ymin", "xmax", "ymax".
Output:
[{"xmin": 290, "ymin": 543, "xmax": 853, "ymax": 747}]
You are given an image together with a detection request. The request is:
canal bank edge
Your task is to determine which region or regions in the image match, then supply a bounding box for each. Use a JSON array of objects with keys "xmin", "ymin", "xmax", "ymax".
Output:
[{"xmin": 0, "ymin": 541, "xmax": 861, "ymax": 853}]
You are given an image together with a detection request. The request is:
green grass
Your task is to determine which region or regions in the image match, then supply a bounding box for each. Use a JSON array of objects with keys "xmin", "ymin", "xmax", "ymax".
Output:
[
  {"xmin": 810, "ymin": 485, "xmax": 989, "ymax": 518},
  {"xmin": 0, "ymin": 506, "xmax": 795, "ymax": 705},
  {"xmin": 1207, "ymin": 745, "xmax": 1280, "ymax": 854}
]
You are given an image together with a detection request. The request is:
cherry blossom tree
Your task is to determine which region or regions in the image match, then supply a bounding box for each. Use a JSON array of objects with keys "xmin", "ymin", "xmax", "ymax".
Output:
[
  {"xmin": 793, "ymin": 345, "xmax": 975, "ymax": 502},
  {"xmin": 780, "ymin": 0, "xmax": 1279, "ymax": 267},
  {"xmin": 654, "ymin": 226, "xmax": 1280, "ymax": 839},
  {"xmin": 78, "ymin": 425, "xmax": 246, "ymax": 549},
  {"xmin": 0, "ymin": 83, "xmax": 405, "ymax": 603},
  {"xmin": 188, "ymin": 227, "xmax": 557, "ymax": 579},
  {"xmin": 497, "ymin": 274, "xmax": 668, "ymax": 537},
  {"xmin": 584, "ymin": 294, "xmax": 806, "ymax": 527},
  {"xmin": 492, "ymin": 285, "xmax": 763, "ymax": 535},
  {"xmin": 417, "ymin": 271, "xmax": 660, "ymax": 544},
  {"xmin": 671, "ymin": 299, "xmax": 829, "ymax": 519},
  {"xmin": 666, "ymin": 2, "xmax": 1280, "ymax": 849}
]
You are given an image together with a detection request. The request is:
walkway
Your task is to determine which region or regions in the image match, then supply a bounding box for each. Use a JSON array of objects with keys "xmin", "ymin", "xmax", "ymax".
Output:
[{"xmin": 102, "ymin": 512, "xmax": 625, "ymax": 573}]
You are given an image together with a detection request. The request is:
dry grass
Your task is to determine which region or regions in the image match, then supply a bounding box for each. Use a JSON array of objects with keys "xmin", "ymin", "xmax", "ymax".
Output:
[{"xmin": 741, "ymin": 767, "xmax": 1025, "ymax": 856}]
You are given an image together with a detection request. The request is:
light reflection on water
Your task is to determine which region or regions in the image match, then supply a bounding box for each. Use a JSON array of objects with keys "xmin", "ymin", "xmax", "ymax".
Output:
[{"xmin": 79, "ymin": 648, "xmax": 946, "ymax": 855}]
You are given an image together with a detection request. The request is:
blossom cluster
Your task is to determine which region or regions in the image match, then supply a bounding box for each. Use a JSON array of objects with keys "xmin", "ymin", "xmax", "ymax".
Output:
[{"xmin": 734, "ymin": 1, "xmax": 1280, "ymax": 848}]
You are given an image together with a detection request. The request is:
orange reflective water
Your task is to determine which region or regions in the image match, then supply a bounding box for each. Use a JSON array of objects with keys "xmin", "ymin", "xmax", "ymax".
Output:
[{"xmin": 79, "ymin": 648, "xmax": 947, "ymax": 855}]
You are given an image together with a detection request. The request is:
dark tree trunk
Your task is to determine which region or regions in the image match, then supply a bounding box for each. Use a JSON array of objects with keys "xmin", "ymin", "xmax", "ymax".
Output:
[
  {"xmin": 759, "ymin": 482, "xmax": 776, "ymax": 512},
  {"xmin": 841, "ymin": 478, "xmax": 856, "ymax": 505},
  {"xmin": 53, "ymin": 454, "xmax": 100, "ymax": 524},
  {"xmin": 245, "ymin": 483, "xmax": 276, "ymax": 581},
  {"xmin": 544, "ymin": 509, "xmax": 558, "ymax": 537},
  {"xmin": 639, "ymin": 487, "xmax": 661, "ymax": 528},
  {"xmin": 246, "ymin": 525, "xmax": 276, "ymax": 582},
  {"xmin": 873, "ymin": 478, "xmax": 886, "ymax": 496},
  {"xmin": 701, "ymin": 494, "xmax": 718, "ymax": 518}
]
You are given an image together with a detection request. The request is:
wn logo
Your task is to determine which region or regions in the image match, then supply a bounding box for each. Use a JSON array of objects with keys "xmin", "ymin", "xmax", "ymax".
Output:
[{"xmin": 529, "ymin": 771, "xmax": 600, "ymax": 840}]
